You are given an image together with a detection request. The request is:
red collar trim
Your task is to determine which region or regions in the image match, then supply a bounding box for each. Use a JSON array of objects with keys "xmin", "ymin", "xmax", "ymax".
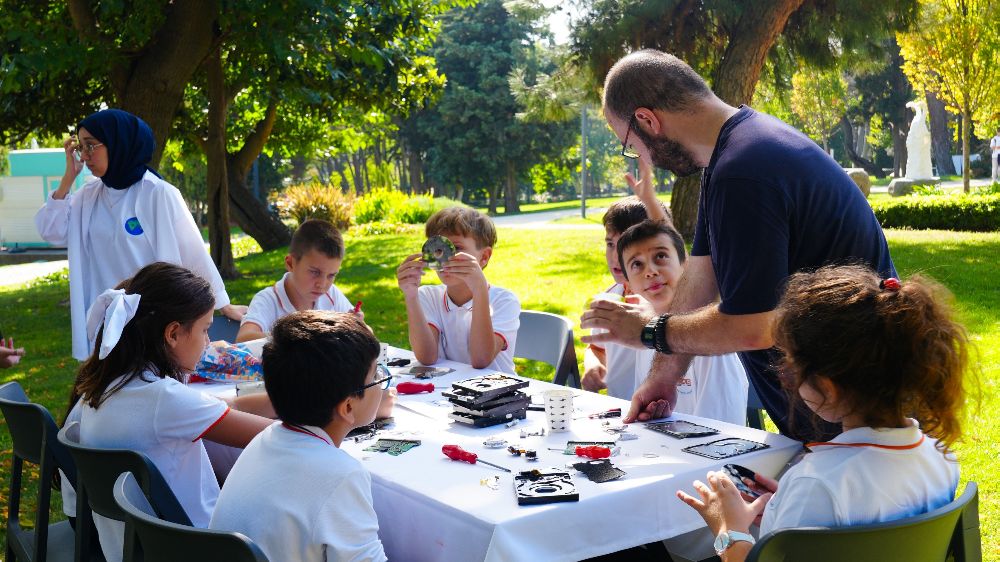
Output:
[
  {"xmin": 282, "ymin": 423, "xmax": 332, "ymax": 445},
  {"xmin": 806, "ymin": 434, "xmax": 925, "ymax": 451}
]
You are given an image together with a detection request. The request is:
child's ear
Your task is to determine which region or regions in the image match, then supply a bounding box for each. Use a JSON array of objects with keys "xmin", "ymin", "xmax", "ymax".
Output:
[
  {"xmin": 479, "ymin": 246, "xmax": 492, "ymax": 268},
  {"xmin": 336, "ymin": 397, "xmax": 356, "ymax": 426},
  {"xmin": 163, "ymin": 321, "xmax": 182, "ymax": 350},
  {"xmin": 284, "ymin": 254, "xmax": 296, "ymax": 273}
]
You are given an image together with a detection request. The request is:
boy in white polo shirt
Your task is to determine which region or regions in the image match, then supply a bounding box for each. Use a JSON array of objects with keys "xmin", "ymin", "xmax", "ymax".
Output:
[
  {"xmin": 396, "ymin": 206, "xmax": 520, "ymax": 372},
  {"xmin": 210, "ymin": 311, "xmax": 388, "ymax": 562},
  {"xmin": 237, "ymin": 219, "xmax": 357, "ymax": 343},
  {"xmin": 618, "ymin": 219, "xmax": 748, "ymax": 425}
]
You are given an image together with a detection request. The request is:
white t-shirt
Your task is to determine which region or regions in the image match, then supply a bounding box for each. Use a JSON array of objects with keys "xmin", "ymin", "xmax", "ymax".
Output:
[
  {"xmin": 417, "ymin": 284, "xmax": 520, "ymax": 373},
  {"xmin": 242, "ymin": 272, "xmax": 353, "ymax": 333},
  {"xmin": 588, "ymin": 284, "xmax": 637, "ymax": 400},
  {"xmin": 210, "ymin": 423, "xmax": 387, "ymax": 562},
  {"xmin": 634, "ymin": 349, "xmax": 748, "ymax": 426},
  {"xmin": 760, "ymin": 420, "xmax": 959, "ymax": 534},
  {"xmin": 79, "ymin": 374, "xmax": 230, "ymax": 562}
]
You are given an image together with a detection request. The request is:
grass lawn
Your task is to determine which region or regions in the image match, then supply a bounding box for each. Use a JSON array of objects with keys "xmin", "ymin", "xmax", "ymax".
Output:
[{"xmin": 0, "ymin": 227, "xmax": 997, "ymax": 559}]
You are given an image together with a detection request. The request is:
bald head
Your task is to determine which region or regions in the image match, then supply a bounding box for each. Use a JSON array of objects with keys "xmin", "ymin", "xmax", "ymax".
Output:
[{"xmin": 602, "ymin": 50, "xmax": 712, "ymax": 121}]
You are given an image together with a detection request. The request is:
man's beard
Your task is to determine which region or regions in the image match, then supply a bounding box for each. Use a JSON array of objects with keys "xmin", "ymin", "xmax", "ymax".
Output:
[{"xmin": 635, "ymin": 128, "xmax": 701, "ymax": 177}]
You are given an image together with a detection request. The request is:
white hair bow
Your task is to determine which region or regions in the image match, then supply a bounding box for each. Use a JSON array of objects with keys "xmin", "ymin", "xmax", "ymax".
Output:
[{"xmin": 86, "ymin": 288, "xmax": 142, "ymax": 360}]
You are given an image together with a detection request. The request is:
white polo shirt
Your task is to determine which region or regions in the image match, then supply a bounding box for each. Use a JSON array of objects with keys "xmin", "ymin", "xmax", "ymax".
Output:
[
  {"xmin": 588, "ymin": 284, "xmax": 637, "ymax": 399},
  {"xmin": 79, "ymin": 374, "xmax": 230, "ymax": 562},
  {"xmin": 760, "ymin": 420, "xmax": 959, "ymax": 534},
  {"xmin": 210, "ymin": 423, "xmax": 387, "ymax": 562},
  {"xmin": 417, "ymin": 284, "xmax": 520, "ymax": 374},
  {"xmin": 634, "ymin": 349, "xmax": 748, "ymax": 426},
  {"xmin": 242, "ymin": 272, "xmax": 353, "ymax": 333}
]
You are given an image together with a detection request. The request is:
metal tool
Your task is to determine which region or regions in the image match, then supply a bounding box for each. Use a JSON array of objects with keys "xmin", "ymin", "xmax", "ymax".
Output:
[{"xmin": 442, "ymin": 444, "xmax": 511, "ymax": 473}]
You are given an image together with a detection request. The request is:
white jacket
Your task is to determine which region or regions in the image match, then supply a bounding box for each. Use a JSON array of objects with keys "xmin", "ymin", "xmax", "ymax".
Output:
[{"xmin": 35, "ymin": 171, "xmax": 229, "ymax": 359}]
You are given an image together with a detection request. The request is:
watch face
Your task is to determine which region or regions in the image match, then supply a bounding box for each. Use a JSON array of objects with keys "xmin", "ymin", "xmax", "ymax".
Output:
[{"xmin": 713, "ymin": 532, "xmax": 729, "ymax": 554}]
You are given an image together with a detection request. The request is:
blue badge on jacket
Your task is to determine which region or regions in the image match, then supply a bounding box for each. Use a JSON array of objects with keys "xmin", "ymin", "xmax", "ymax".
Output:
[{"xmin": 124, "ymin": 217, "xmax": 144, "ymax": 236}]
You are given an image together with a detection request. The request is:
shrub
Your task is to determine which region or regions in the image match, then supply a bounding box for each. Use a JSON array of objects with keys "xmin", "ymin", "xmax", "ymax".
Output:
[
  {"xmin": 352, "ymin": 221, "xmax": 421, "ymax": 236},
  {"xmin": 355, "ymin": 189, "xmax": 464, "ymax": 225},
  {"xmin": 870, "ymin": 194, "xmax": 1000, "ymax": 232},
  {"xmin": 272, "ymin": 181, "xmax": 354, "ymax": 231}
]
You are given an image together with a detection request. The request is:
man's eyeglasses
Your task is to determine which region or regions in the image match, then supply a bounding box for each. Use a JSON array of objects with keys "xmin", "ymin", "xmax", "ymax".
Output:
[
  {"xmin": 620, "ymin": 114, "xmax": 640, "ymax": 160},
  {"xmin": 74, "ymin": 140, "xmax": 104, "ymax": 158},
  {"xmin": 357, "ymin": 363, "xmax": 393, "ymax": 393}
]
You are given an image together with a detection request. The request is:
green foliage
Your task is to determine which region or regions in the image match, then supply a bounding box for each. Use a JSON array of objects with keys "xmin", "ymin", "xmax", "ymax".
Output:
[
  {"xmin": 910, "ymin": 183, "xmax": 945, "ymax": 196},
  {"xmin": 354, "ymin": 188, "xmax": 462, "ymax": 224},
  {"xmin": 790, "ymin": 67, "xmax": 848, "ymax": 148},
  {"xmin": 976, "ymin": 181, "xmax": 1000, "ymax": 195},
  {"xmin": 870, "ymin": 194, "xmax": 1000, "ymax": 231},
  {"xmin": 352, "ymin": 221, "xmax": 422, "ymax": 236},
  {"xmin": 272, "ymin": 181, "xmax": 355, "ymax": 231}
]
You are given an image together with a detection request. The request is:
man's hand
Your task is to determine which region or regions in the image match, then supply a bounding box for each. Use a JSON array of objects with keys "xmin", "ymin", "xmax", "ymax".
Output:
[
  {"xmin": 580, "ymin": 298, "xmax": 654, "ymax": 348},
  {"xmin": 441, "ymin": 252, "xmax": 488, "ymax": 295},
  {"xmin": 220, "ymin": 304, "xmax": 248, "ymax": 322},
  {"xmin": 581, "ymin": 363, "xmax": 607, "ymax": 392},
  {"xmin": 624, "ymin": 373, "xmax": 679, "ymax": 422},
  {"xmin": 396, "ymin": 253, "xmax": 426, "ymax": 298},
  {"xmin": 0, "ymin": 338, "xmax": 25, "ymax": 369},
  {"xmin": 677, "ymin": 471, "xmax": 773, "ymax": 537}
]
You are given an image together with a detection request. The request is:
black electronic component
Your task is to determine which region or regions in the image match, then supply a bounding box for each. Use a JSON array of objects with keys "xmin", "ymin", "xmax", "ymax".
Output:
[{"xmin": 514, "ymin": 469, "xmax": 579, "ymax": 505}]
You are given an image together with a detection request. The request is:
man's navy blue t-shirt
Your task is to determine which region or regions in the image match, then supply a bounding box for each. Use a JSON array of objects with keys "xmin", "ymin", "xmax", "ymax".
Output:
[{"xmin": 691, "ymin": 106, "xmax": 896, "ymax": 442}]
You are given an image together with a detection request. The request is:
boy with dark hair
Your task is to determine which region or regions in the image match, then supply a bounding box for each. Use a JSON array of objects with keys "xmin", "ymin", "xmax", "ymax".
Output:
[
  {"xmin": 582, "ymin": 159, "xmax": 671, "ymax": 395},
  {"xmin": 396, "ymin": 206, "xmax": 520, "ymax": 372},
  {"xmin": 237, "ymin": 219, "xmax": 357, "ymax": 343},
  {"xmin": 210, "ymin": 311, "xmax": 388, "ymax": 562},
  {"xmin": 617, "ymin": 219, "xmax": 747, "ymax": 424}
]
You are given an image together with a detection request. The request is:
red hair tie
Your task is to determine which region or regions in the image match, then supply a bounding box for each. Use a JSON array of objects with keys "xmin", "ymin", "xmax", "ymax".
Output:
[{"xmin": 880, "ymin": 278, "xmax": 901, "ymax": 291}]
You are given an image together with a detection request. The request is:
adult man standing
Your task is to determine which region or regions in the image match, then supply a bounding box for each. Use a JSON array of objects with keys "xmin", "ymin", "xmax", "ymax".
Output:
[
  {"xmin": 582, "ymin": 50, "xmax": 896, "ymax": 442},
  {"xmin": 991, "ymin": 128, "xmax": 1000, "ymax": 183}
]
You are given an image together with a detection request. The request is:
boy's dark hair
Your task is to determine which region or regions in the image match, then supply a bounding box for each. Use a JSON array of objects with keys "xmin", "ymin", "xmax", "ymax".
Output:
[
  {"xmin": 425, "ymin": 206, "xmax": 497, "ymax": 250},
  {"xmin": 615, "ymin": 219, "xmax": 687, "ymax": 279},
  {"xmin": 289, "ymin": 219, "xmax": 345, "ymax": 260},
  {"xmin": 74, "ymin": 262, "xmax": 215, "ymax": 409},
  {"xmin": 603, "ymin": 196, "xmax": 672, "ymax": 235},
  {"xmin": 602, "ymin": 49, "xmax": 713, "ymax": 122},
  {"xmin": 774, "ymin": 265, "xmax": 969, "ymax": 452},
  {"xmin": 262, "ymin": 310, "xmax": 379, "ymax": 427}
]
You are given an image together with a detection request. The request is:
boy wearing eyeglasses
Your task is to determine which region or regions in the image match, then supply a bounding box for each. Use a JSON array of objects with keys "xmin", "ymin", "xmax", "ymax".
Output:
[{"xmin": 210, "ymin": 311, "xmax": 388, "ymax": 562}]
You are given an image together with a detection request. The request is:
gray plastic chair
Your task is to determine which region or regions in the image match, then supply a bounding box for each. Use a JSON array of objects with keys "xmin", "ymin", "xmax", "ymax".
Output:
[
  {"xmin": 113, "ymin": 472, "xmax": 268, "ymax": 562},
  {"xmin": 207, "ymin": 315, "xmax": 241, "ymax": 343},
  {"xmin": 0, "ymin": 382, "xmax": 81, "ymax": 562},
  {"xmin": 56, "ymin": 422, "xmax": 192, "ymax": 562},
  {"xmin": 747, "ymin": 482, "xmax": 981, "ymax": 562},
  {"xmin": 513, "ymin": 310, "xmax": 581, "ymax": 387}
]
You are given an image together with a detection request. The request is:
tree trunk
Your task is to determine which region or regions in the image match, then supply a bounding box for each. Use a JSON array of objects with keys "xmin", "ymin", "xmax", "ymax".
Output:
[
  {"xmin": 961, "ymin": 108, "xmax": 970, "ymax": 193},
  {"xmin": 925, "ymin": 90, "xmax": 956, "ymax": 176},
  {"xmin": 670, "ymin": 0, "xmax": 805, "ymax": 238},
  {"xmin": 891, "ymin": 124, "xmax": 907, "ymax": 178},
  {"xmin": 204, "ymin": 47, "xmax": 237, "ymax": 278},
  {"xmin": 487, "ymin": 183, "xmax": 500, "ymax": 215},
  {"xmin": 504, "ymin": 161, "xmax": 520, "ymax": 214},
  {"xmin": 68, "ymin": 0, "xmax": 219, "ymax": 166},
  {"xmin": 226, "ymin": 161, "xmax": 291, "ymax": 250},
  {"xmin": 840, "ymin": 115, "xmax": 884, "ymax": 178},
  {"xmin": 409, "ymin": 149, "xmax": 426, "ymax": 194}
]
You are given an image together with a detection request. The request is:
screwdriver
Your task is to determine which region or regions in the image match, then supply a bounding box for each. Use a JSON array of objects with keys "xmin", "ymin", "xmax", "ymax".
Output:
[
  {"xmin": 575, "ymin": 445, "xmax": 612, "ymax": 459},
  {"xmin": 396, "ymin": 381, "xmax": 434, "ymax": 394},
  {"xmin": 442, "ymin": 445, "xmax": 511, "ymax": 472}
]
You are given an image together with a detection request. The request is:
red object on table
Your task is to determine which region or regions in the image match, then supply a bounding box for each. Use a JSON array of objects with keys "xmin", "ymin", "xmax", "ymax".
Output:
[
  {"xmin": 442, "ymin": 445, "xmax": 511, "ymax": 472},
  {"xmin": 396, "ymin": 381, "xmax": 434, "ymax": 394},
  {"xmin": 575, "ymin": 445, "xmax": 611, "ymax": 459}
]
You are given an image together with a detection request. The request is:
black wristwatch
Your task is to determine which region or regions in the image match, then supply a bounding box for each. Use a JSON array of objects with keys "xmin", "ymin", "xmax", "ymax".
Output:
[
  {"xmin": 640, "ymin": 317, "xmax": 659, "ymax": 349},
  {"xmin": 655, "ymin": 314, "xmax": 673, "ymax": 355}
]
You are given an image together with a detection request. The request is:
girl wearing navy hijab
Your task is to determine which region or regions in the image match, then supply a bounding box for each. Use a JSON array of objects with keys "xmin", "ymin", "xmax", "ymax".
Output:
[{"xmin": 35, "ymin": 109, "xmax": 246, "ymax": 360}]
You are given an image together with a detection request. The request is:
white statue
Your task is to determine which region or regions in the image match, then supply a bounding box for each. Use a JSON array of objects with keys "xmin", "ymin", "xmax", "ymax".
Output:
[{"xmin": 904, "ymin": 100, "xmax": 934, "ymax": 180}]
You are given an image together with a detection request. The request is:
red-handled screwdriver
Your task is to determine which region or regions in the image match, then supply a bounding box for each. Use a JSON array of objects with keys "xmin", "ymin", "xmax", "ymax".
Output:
[
  {"xmin": 575, "ymin": 445, "xmax": 612, "ymax": 459},
  {"xmin": 396, "ymin": 381, "xmax": 434, "ymax": 394},
  {"xmin": 442, "ymin": 445, "xmax": 511, "ymax": 472}
]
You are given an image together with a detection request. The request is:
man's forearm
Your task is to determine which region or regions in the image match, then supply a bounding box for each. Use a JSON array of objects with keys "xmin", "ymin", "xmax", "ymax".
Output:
[{"xmin": 665, "ymin": 306, "xmax": 775, "ymax": 355}]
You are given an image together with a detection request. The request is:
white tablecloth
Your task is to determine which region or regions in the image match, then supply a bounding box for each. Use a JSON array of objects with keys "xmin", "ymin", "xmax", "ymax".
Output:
[{"xmin": 196, "ymin": 347, "xmax": 803, "ymax": 562}]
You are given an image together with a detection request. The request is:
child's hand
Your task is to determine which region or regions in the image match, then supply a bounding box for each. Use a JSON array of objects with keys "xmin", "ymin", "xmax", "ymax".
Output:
[
  {"xmin": 441, "ymin": 252, "xmax": 488, "ymax": 294},
  {"xmin": 63, "ymin": 136, "xmax": 84, "ymax": 178},
  {"xmin": 397, "ymin": 253, "xmax": 426, "ymax": 298},
  {"xmin": 581, "ymin": 363, "xmax": 607, "ymax": 392},
  {"xmin": 625, "ymin": 158, "xmax": 655, "ymax": 201},
  {"xmin": 376, "ymin": 387, "xmax": 397, "ymax": 419},
  {"xmin": 677, "ymin": 471, "xmax": 772, "ymax": 536}
]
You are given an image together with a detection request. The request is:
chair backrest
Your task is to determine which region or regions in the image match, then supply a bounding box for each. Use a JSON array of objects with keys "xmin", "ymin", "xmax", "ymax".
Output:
[
  {"xmin": 747, "ymin": 482, "xmax": 982, "ymax": 562},
  {"xmin": 56, "ymin": 422, "xmax": 192, "ymax": 526},
  {"xmin": 513, "ymin": 310, "xmax": 580, "ymax": 387},
  {"xmin": 114, "ymin": 472, "xmax": 269, "ymax": 562},
  {"xmin": 0, "ymin": 381, "xmax": 78, "ymax": 561},
  {"xmin": 208, "ymin": 315, "xmax": 241, "ymax": 344}
]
